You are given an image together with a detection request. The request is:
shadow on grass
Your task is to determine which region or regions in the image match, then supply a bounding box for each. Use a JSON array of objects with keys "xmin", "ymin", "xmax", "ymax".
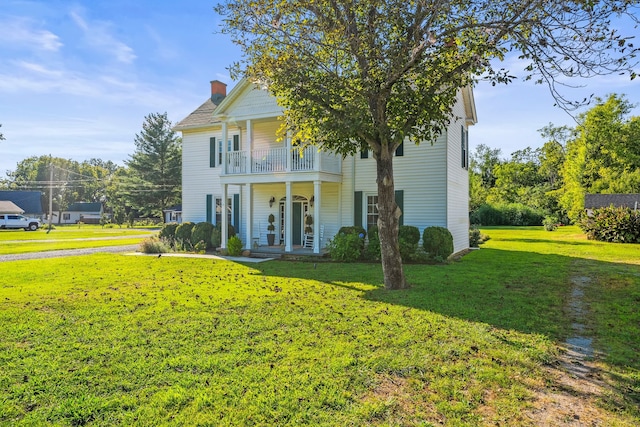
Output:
[{"xmin": 255, "ymin": 246, "xmax": 640, "ymax": 407}]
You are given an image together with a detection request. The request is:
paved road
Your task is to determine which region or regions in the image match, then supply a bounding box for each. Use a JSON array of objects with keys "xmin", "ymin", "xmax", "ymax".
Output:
[{"xmin": 0, "ymin": 245, "xmax": 140, "ymax": 262}]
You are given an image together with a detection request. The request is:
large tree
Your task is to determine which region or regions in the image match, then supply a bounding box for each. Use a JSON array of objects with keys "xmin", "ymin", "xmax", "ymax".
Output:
[
  {"xmin": 216, "ymin": 0, "xmax": 639, "ymax": 289},
  {"xmin": 124, "ymin": 112, "xmax": 181, "ymax": 219},
  {"xmin": 561, "ymin": 94, "xmax": 640, "ymax": 221}
]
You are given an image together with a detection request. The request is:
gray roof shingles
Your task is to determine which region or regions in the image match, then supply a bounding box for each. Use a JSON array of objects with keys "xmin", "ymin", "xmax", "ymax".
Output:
[
  {"xmin": 174, "ymin": 99, "xmax": 220, "ymax": 130},
  {"xmin": 584, "ymin": 193, "xmax": 640, "ymax": 209}
]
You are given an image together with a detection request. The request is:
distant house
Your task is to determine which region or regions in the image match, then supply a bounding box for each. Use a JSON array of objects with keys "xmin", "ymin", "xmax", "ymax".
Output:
[
  {"xmin": 0, "ymin": 201, "xmax": 24, "ymax": 214},
  {"xmin": 0, "ymin": 191, "xmax": 43, "ymax": 217},
  {"xmin": 584, "ymin": 193, "xmax": 640, "ymax": 215},
  {"xmin": 163, "ymin": 205, "xmax": 182, "ymax": 223},
  {"xmin": 59, "ymin": 202, "xmax": 104, "ymax": 224}
]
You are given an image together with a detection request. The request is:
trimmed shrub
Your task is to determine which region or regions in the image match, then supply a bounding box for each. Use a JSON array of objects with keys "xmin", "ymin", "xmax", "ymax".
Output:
[
  {"xmin": 338, "ymin": 226, "xmax": 367, "ymax": 239},
  {"xmin": 227, "ymin": 235, "xmax": 243, "ymax": 256},
  {"xmin": 579, "ymin": 206, "xmax": 640, "ymax": 243},
  {"xmin": 175, "ymin": 222, "xmax": 195, "ymax": 250},
  {"xmin": 159, "ymin": 222, "xmax": 179, "ymax": 246},
  {"xmin": 211, "ymin": 227, "xmax": 221, "ymax": 249},
  {"xmin": 365, "ymin": 225, "xmax": 381, "ymax": 261},
  {"xmin": 192, "ymin": 222, "xmax": 214, "ymax": 250},
  {"xmin": 328, "ymin": 232, "xmax": 364, "ymax": 262},
  {"xmin": 399, "ymin": 225, "xmax": 420, "ymax": 261},
  {"xmin": 215, "ymin": 223, "xmax": 237, "ymax": 238},
  {"xmin": 423, "ymin": 226, "xmax": 454, "ymax": 260}
]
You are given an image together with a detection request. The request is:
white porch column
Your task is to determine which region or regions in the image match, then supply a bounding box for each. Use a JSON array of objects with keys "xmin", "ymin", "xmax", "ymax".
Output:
[
  {"xmin": 245, "ymin": 183, "xmax": 252, "ymax": 250},
  {"xmin": 315, "ymin": 148, "xmax": 322, "ymax": 172},
  {"xmin": 285, "ymin": 132, "xmax": 292, "ymax": 172},
  {"xmin": 285, "ymin": 181, "xmax": 292, "ymax": 252},
  {"xmin": 246, "ymin": 119, "xmax": 252, "ymax": 173},
  {"xmin": 221, "ymin": 184, "xmax": 228, "ymax": 249},
  {"xmin": 221, "ymin": 122, "xmax": 228, "ymax": 174},
  {"xmin": 313, "ymin": 180, "xmax": 321, "ymax": 254}
]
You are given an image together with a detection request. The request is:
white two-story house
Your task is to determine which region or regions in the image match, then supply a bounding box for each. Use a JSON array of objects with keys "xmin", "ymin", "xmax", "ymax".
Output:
[{"xmin": 175, "ymin": 78, "xmax": 476, "ymax": 255}]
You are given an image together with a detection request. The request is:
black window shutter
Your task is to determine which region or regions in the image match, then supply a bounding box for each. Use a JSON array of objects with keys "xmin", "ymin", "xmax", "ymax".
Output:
[
  {"xmin": 461, "ymin": 125, "xmax": 466, "ymax": 168},
  {"xmin": 209, "ymin": 137, "xmax": 216, "ymax": 168},
  {"xmin": 395, "ymin": 190, "xmax": 404, "ymax": 226},
  {"xmin": 354, "ymin": 191, "xmax": 363, "ymax": 227},
  {"xmin": 233, "ymin": 194, "xmax": 240, "ymax": 234},
  {"xmin": 233, "ymin": 135, "xmax": 240, "ymax": 151},
  {"xmin": 206, "ymin": 194, "xmax": 213, "ymax": 223},
  {"xmin": 395, "ymin": 141, "xmax": 404, "ymax": 157}
]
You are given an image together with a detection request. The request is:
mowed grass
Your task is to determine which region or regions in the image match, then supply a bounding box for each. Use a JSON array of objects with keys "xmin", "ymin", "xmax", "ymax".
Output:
[
  {"xmin": 0, "ymin": 226, "xmax": 156, "ymax": 254},
  {"xmin": 0, "ymin": 226, "xmax": 638, "ymax": 425}
]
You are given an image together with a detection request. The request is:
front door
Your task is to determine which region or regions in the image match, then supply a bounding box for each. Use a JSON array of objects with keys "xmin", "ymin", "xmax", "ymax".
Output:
[
  {"xmin": 279, "ymin": 197, "xmax": 309, "ymax": 246},
  {"xmin": 292, "ymin": 202, "xmax": 303, "ymax": 245}
]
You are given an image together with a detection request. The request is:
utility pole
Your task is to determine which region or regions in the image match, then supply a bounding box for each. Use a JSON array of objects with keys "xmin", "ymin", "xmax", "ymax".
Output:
[{"xmin": 47, "ymin": 163, "xmax": 53, "ymax": 233}]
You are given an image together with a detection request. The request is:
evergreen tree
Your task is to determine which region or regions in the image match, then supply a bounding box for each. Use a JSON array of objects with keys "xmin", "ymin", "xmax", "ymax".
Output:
[{"xmin": 124, "ymin": 112, "xmax": 181, "ymax": 219}]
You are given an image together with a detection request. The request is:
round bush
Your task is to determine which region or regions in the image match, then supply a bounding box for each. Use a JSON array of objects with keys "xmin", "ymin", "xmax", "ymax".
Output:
[
  {"xmin": 175, "ymin": 222, "xmax": 195, "ymax": 249},
  {"xmin": 159, "ymin": 222, "xmax": 179, "ymax": 243},
  {"xmin": 399, "ymin": 225, "xmax": 420, "ymax": 244},
  {"xmin": 328, "ymin": 232, "xmax": 364, "ymax": 262},
  {"xmin": 398, "ymin": 225, "xmax": 420, "ymax": 260},
  {"xmin": 338, "ymin": 226, "xmax": 367, "ymax": 239},
  {"xmin": 192, "ymin": 222, "xmax": 214, "ymax": 249},
  {"xmin": 211, "ymin": 227, "xmax": 221, "ymax": 249},
  {"xmin": 422, "ymin": 226, "xmax": 454, "ymax": 260},
  {"xmin": 215, "ymin": 223, "xmax": 237, "ymax": 238}
]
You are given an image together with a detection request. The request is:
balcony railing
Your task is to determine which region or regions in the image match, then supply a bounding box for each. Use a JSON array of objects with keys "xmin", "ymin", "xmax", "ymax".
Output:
[{"xmin": 224, "ymin": 146, "xmax": 341, "ymax": 175}]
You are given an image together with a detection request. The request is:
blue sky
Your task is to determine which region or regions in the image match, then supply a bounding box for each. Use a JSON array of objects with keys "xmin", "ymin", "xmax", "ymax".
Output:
[{"xmin": 1, "ymin": 0, "xmax": 639, "ymax": 178}]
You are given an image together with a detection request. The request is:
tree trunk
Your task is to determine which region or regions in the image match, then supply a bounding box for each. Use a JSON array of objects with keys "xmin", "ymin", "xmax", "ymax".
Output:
[{"xmin": 375, "ymin": 150, "xmax": 407, "ymax": 289}]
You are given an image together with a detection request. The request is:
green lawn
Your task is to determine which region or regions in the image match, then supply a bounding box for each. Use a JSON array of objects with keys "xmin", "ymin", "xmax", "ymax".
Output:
[
  {"xmin": 0, "ymin": 225, "xmax": 156, "ymax": 254},
  {"xmin": 0, "ymin": 226, "xmax": 638, "ymax": 425}
]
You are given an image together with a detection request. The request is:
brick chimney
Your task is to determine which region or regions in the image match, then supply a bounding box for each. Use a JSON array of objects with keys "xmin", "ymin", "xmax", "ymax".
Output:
[{"xmin": 210, "ymin": 80, "xmax": 227, "ymax": 104}]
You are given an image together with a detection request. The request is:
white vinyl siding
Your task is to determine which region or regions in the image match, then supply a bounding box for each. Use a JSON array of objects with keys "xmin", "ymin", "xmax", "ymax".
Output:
[{"xmin": 446, "ymin": 90, "xmax": 471, "ymax": 253}]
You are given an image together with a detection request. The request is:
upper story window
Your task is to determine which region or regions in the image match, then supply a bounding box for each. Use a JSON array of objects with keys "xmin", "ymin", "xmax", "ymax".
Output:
[{"xmin": 461, "ymin": 125, "xmax": 469, "ymax": 170}]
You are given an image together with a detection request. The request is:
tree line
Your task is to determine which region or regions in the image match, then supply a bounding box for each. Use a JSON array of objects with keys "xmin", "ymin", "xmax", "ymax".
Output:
[
  {"xmin": 0, "ymin": 112, "xmax": 181, "ymax": 222},
  {"xmin": 471, "ymin": 94, "xmax": 640, "ymax": 225}
]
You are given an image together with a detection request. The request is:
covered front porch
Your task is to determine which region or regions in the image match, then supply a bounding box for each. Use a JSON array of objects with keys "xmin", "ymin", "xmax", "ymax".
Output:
[{"xmin": 218, "ymin": 180, "xmax": 341, "ymax": 255}]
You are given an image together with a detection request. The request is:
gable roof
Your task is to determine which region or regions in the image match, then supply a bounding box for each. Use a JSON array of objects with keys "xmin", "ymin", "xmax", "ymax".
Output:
[
  {"xmin": 174, "ymin": 99, "xmax": 221, "ymax": 131},
  {"xmin": 65, "ymin": 202, "xmax": 102, "ymax": 212},
  {"xmin": 0, "ymin": 201, "xmax": 24, "ymax": 214},
  {"xmin": 0, "ymin": 191, "xmax": 43, "ymax": 214},
  {"xmin": 584, "ymin": 193, "xmax": 640, "ymax": 209}
]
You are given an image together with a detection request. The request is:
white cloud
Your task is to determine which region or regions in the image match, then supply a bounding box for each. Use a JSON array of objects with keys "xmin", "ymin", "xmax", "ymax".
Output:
[
  {"xmin": 69, "ymin": 9, "xmax": 136, "ymax": 64},
  {"xmin": 0, "ymin": 17, "xmax": 62, "ymax": 51}
]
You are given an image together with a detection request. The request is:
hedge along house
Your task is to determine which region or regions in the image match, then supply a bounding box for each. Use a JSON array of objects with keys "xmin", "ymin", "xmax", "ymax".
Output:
[{"xmin": 175, "ymin": 79, "xmax": 476, "ymax": 254}]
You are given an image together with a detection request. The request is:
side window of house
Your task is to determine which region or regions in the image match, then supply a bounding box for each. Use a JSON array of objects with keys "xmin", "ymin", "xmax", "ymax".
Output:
[
  {"xmin": 215, "ymin": 197, "xmax": 233, "ymax": 226},
  {"xmin": 63, "ymin": 213, "xmax": 70, "ymax": 220},
  {"xmin": 461, "ymin": 125, "xmax": 469, "ymax": 170},
  {"xmin": 209, "ymin": 137, "xmax": 216, "ymax": 168},
  {"xmin": 366, "ymin": 195, "xmax": 379, "ymax": 231}
]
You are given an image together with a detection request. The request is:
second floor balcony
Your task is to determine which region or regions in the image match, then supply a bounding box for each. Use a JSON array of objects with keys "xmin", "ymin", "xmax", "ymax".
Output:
[{"xmin": 223, "ymin": 146, "xmax": 342, "ymax": 179}]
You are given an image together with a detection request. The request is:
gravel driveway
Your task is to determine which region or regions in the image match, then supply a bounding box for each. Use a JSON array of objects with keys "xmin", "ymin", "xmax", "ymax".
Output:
[{"xmin": 0, "ymin": 245, "xmax": 139, "ymax": 262}]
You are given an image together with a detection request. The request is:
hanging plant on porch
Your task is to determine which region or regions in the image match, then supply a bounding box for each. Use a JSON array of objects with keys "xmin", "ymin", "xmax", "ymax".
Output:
[
  {"xmin": 267, "ymin": 213, "xmax": 276, "ymax": 246},
  {"xmin": 305, "ymin": 214, "xmax": 313, "ymax": 234}
]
